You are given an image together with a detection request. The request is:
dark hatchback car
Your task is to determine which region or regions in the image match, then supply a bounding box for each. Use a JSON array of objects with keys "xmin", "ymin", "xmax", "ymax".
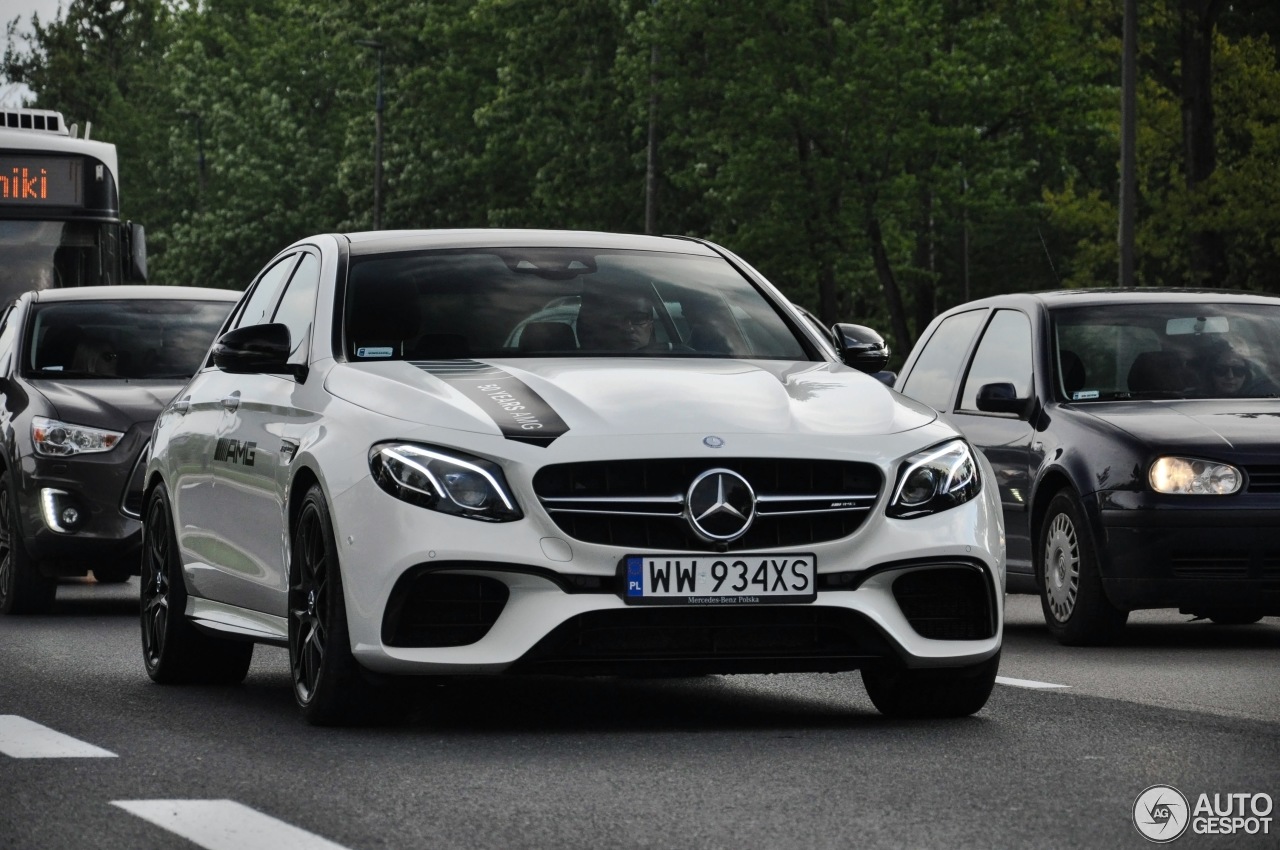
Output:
[
  {"xmin": 0, "ymin": 285, "xmax": 238, "ymax": 614},
  {"xmin": 895, "ymin": 288, "xmax": 1280, "ymax": 644}
]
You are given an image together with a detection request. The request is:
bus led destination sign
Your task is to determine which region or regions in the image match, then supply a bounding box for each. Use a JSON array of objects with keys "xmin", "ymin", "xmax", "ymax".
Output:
[{"xmin": 0, "ymin": 156, "xmax": 83, "ymax": 207}]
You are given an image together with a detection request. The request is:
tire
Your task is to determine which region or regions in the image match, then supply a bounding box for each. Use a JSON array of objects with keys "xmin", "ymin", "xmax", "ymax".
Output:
[
  {"xmin": 1206, "ymin": 612, "xmax": 1265, "ymax": 626},
  {"xmin": 140, "ymin": 485, "xmax": 253, "ymax": 684},
  {"xmin": 1037, "ymin": 490, "xmax": 1128, "ymax": 646},
  {"xmin": 862, "ymin": 651, "xmax": 1000, "ymax": 718},
  {"xmin": 289, "ymin": 484, "xmax": 385, "ymax": 726},
  {"xmin": 0, "ymin": 473, "xmax": 56, "ymax": 615}
]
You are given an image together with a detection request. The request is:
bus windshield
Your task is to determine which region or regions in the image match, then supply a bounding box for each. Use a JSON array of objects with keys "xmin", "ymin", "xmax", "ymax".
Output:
[{"xmin": 0, "ymin": 220, "xmax": 121, "ymax": 300}]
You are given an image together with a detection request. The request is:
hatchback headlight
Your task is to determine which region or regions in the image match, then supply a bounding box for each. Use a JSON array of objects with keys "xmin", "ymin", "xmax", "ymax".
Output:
[
  {"xmin": 369, "ymin": 443, "xmax": 522, "ymax": 522},
  {"xmin": 32, "ymin": 417, "xmax": 123, "ymax": 456},
  {"xmin": 1149, "ymin": 456, "xmax": 1242, "ymax": 495},
  {"xmin": 887, "ymin": 440, "xmax": 981, "ymax": 519}
]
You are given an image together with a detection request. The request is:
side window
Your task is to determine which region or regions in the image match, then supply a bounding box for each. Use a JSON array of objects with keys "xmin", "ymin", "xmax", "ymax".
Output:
[
  {"xmin": 960, "ymin": 309, "xmax": 1034, "ymax": 410},
  {"xmin": 233, "ymin": 255, "xmax": 300, "ymax": 330},
  {"xmin": 270, "ymin": 252, "xmax": 320, "ymax": 361},
  {"xmin": 898, "ymin": 309, "xmax": 986, "ymax": 411}
]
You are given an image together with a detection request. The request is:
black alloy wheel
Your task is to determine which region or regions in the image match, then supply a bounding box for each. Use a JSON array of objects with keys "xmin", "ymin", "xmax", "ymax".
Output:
[
  {"xmin": 140, "ymin": 485, "xmax": 252, "ymax": 684},
  {"xmin": 289, "ymin": 484, "xmax": 383, "ymax": 726},
  {"xmin": 0, "ymin": 473, "xmax": 56, "ymax": 615}
]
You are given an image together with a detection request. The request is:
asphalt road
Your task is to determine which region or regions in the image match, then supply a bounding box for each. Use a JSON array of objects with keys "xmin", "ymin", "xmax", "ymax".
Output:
[{"xmin": 1, "ymin": 579, "xmax": 1277, "ymax": 850}]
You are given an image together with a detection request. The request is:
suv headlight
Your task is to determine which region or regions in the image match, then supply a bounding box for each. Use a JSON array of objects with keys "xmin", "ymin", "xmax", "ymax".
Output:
[
  {"xmin": 887, "ymin": 440, "xmax": 981, "ymax": 519},
  {"xmin": 1149, "ymin": 456, "xmax": 1241, "ymax": 495},
  {"xmin": 32, "ymin": 417, "xmax": 123, "ymax": 456},
  {"xmin": 369, "ymin": 443, "xmax": 522, "ymax": 522}
]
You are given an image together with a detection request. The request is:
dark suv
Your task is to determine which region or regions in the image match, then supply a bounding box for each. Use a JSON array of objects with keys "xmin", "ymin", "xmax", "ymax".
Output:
[{"xmin": 0, "ymin": 285, "xmax": 237, "ymax": 614}]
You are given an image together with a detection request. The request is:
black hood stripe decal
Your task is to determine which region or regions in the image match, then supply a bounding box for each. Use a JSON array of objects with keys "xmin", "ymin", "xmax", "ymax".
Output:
[{"xmin": 410, "ymin": 360, "xmax": 569, "ymax": 446}]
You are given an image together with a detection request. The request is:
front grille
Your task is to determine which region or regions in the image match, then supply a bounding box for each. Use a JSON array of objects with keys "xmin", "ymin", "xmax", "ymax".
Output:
[
  {"xmin": 1246, "ymin": 465, "xmax": 1280, "ymax": 494},
  {"xmin": 1172, "ymin": 557, "xmax": 1251, "ymax": 579},
  {"xmin": 533, "ymin": 458, "xmax": 882, "ymax": 551},
  {"xmin": 891, "ymin": 567, "xmax": 995, "ymax": 640},
  {"xmin": 381, "ymin": 572, "xmax": 509, "ymax": 647},
  {"xmin": 513, "ymin": 605, "xmax": 896, "ymax": 675}
]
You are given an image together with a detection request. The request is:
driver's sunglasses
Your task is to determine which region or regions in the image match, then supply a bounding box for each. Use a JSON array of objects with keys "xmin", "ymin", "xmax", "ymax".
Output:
[{"xmin": 610, "ymin": 312, "xmax": 654, "ymax": 329}]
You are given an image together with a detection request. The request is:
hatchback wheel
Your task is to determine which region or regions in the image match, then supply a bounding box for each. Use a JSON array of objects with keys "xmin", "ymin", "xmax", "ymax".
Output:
[
  {"xmin": 1036, "ymin": 490, "xmax": 1127, "ymax": 646},
  {"xmin": 0, "ymin": 474, "xmax": 56, "ymax": 615},
  {"xmin": 141, "ymin": 485, "xmax": 253, "ymax": 684},
  {"xmin": 862, "ymin": 651, "xmax": 1000, "ymax": 718},
  {"xmin": 289, "ymin": 484, "xmax": 385, "ymax": 726}
]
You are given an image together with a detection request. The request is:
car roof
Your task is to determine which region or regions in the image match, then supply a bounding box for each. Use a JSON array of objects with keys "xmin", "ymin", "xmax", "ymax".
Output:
[
  {"xmin": 946, "ymin": 287, "xmax": 1280, "ymax": 313},
  {"xmin": 339, "ymin": 228, "xmax": 721, "ymax": 257},
  {"xmin": 29, "ymin": 285, "xmax": 240, "ymax": 303}
]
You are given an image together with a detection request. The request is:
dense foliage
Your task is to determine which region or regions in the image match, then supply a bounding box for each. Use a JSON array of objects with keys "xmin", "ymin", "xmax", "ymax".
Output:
[{"xmin": 5, "ymin": 0, "xmax": 1278, "ymax": 357}]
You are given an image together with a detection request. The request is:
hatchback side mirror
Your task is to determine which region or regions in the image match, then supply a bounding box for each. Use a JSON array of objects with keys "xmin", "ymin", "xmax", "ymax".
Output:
[
  {"xmin": 975, "ymin": 382, "xmax": 1032, "ymax": 416},
  {"xmin": 833, "ymin": 323, "xmax": 890, "ymax": 374},
  {"xmin": 213, "ymin": 323, "xmax": 307, "ymax": 380}
]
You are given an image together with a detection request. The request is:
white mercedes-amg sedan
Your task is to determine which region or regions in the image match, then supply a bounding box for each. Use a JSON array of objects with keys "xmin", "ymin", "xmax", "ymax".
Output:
[{"xmin": 141, "ymin": 230, "xmax": 1005, "ymax": 725}]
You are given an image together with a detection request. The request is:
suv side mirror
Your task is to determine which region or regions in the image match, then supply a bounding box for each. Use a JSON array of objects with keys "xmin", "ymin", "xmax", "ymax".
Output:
[
  {"xmin": 833, "ymin": 323, "xmax": 890, "ymax": 374},
  {"xmin": 124, "ymin": 222, "xmax": 148, "ymax": 282},
  {"xmin": 212, "ymin": 323, "xmax": 306, "ymax": 380},
  {"xmin": 975, "ymin": 382, "xmax": 1032, "ymax": 416}
]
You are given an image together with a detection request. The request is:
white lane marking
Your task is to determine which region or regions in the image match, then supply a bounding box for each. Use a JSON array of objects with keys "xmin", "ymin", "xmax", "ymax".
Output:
[
  {"xmin": 997, "ymin": 676, "xmax": 1071, "ymax": 690},
  {"xmin": 112, "ymin": 800, "xmax": 353, "ymax": 850},
  {"xmin": 0, "ymin": 715, "xmax": 117, "ymax": 758}
]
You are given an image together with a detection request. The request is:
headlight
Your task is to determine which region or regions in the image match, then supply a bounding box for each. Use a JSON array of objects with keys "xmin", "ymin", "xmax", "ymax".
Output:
[
  {"xmin": 32, "ymin": 417, "xmax": 123, "ymax": 456},
  {"xmin": 369, "ymin": 443, "xmax": 522, "ymax": 522},
  {"xmin": 1149, "ymin": 456, "xmax": 1241, "ymax": 495},
  {"xmin": 887, "ymin": 440, "xmax": 981, "ymax": 519}
]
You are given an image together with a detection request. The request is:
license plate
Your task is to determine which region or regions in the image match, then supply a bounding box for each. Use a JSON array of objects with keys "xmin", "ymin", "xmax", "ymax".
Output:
[{"xmin": 623, "ymin": 554, "xmax": 817, "ymax": 605}]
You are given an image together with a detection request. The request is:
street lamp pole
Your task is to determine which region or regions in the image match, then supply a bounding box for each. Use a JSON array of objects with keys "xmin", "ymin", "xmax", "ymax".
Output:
[{"xmin": 356, "ymin": 39, "xmax": 386, "ymax": 230}]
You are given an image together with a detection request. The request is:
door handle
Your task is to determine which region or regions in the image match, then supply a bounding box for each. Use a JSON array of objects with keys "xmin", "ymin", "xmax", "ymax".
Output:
[{"xmin": 220, "ymin": 395, "xmax": 241, "ymax": 412}]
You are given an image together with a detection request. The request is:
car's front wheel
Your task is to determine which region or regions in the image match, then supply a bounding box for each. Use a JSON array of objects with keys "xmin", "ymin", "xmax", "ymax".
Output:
[
  {"xmin": 140, "ymin": 484, "xmax": 253, "ymax": 684},
  {"xmin": 0, "ymin": 473, "xmax": 56, "ymax": 615},
  {"xmin": 1037, "ymin": 490, "xmax": 1128, "ymax": 646},
  {"xmin": 861, "ymin": 652, "xmax": 1000, "ymax": 718},
  {"xmin": 289, "ymin": 484, "xmax": 385, "ymax": 726}
]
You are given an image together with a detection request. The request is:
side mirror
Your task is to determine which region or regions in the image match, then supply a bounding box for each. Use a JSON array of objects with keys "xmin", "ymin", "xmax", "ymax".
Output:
[
  {"xmin": 833, "ymin": 323, "xmax": 890, "ymax": 374},
  {"xmin": 124, "ymin": 222, "xmax": 148, "ymax": 282},
  {"xmin": 212, "ymin": 323, "xmax": 306, "ymax": 379},
  {"xmin": 975, "ymin": 382, "xmax": 1031, "ymax": 416}
]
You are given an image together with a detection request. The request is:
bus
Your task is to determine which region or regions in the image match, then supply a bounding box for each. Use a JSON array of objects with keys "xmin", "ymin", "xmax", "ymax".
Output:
[{"xmin": 0, "ymin": 106, "xmax": 147, "ymax": 302}]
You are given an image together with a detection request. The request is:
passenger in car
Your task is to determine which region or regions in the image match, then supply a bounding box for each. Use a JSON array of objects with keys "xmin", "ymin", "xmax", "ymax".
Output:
[
  {"xmin": 1205, "ymin": 342, "xmax": 1278, "ymax": 398},
  {"xmin": 576, "ymin": 290, "xmax": 662, "ymax": 352}
]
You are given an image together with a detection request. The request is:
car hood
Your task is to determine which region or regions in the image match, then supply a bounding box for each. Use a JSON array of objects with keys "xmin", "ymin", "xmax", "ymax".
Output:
[
  {"xmin": 326, "ymin": 358, "xmax": 937, "ymax": 440},
  {"xmin": 29, "ymin": 378, "xmax": 188, "ymax": 432},
  {"xmin": 1077, "ymin": 399, "xmax": 1280, "ymax": 451}
]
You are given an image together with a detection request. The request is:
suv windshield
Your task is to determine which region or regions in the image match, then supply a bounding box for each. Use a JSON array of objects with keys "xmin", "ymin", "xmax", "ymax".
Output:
[
  {"xmin": 25, "ymin": 299, "xmax": 232, "ymax": 379},
  {"xmin": 344, "ymin": 248, "xmax": 811, "ymax": 360},
  {"xmin": 1053, "ymin": 303, "xmax": 1280, "ymax": 401}
]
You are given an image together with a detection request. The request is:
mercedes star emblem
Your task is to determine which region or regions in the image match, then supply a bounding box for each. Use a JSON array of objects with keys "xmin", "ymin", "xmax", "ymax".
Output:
[{"xmin": 686, "ymin": 468, "xmax": 756, "ymax": 542}]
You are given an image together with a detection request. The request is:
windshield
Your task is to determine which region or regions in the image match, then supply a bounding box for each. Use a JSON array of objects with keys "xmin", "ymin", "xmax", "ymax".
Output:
[
  {"xmin": 25, "ymin": 299, "xmax": 234, "ymax": 380},
  {"xmin": 344, "ymin": 248, "xmax": 811, "ymax": 360},
  {"xmin": 0, "ymin": 220, "xmax": 122, "ymax": 300},
  {"xmin": 1053, "ymin": 303, "xmax": 1280, "ymax": 401}
]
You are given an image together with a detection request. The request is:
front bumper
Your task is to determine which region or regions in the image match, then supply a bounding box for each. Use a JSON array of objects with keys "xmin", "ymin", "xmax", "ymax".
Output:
[
  {"xmin": 1098, "ymin": 498, "xmax": 1280, "ymax": 613},
  {"xmin": 16, "ymin": 433, "xmax": 149, "ymax": 575},
  {"xmin": 329, "ymin": 473, "xmax": 1005, "ymax": 676}
]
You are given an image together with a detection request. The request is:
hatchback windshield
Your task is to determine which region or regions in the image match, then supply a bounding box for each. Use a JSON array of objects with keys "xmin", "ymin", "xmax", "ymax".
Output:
[
  {"xmin": 344, "ymin": 248, "xmax": 811, "ymax": 360},
  {"xmin": 25, "ymin": 299, "xmax": 233, "ymax": 379},
  {"xmin": 1053, "ymin": 303, "xmax": 1280, "ymax": 400}
]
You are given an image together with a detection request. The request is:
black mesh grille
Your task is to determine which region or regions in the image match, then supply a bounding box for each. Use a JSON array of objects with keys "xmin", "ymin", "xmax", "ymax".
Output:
[
  {"xmin": 1246, "ymin": 465, "xmax": 1280, "ymax": 494},
  {"xmin": 892, "ymin": 567, "xmax": 994, "ymax": 640},
  {"xmin": 513, "ymin": 605, "xmax": 896, "ymax": 675},
  {"xmin": 533, "ymin": 458, "xmax": 882, "ymax": 551},
  {"xmin": 382, "ymin": 573, "xmax": 509, "ymax": 647}
]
